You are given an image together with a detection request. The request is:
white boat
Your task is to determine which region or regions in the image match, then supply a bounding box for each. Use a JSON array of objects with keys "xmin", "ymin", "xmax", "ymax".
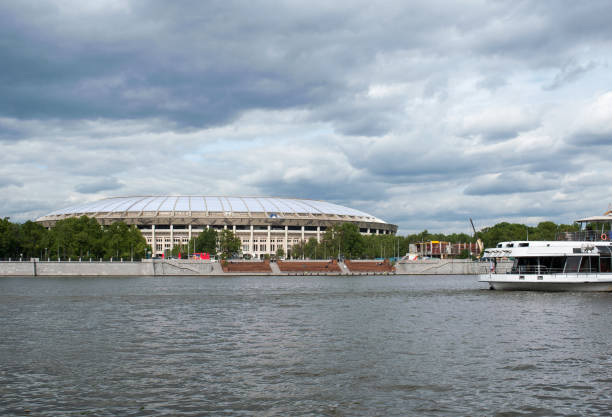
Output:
[{"xmin": 479, "ymin": 211, "xmax": 612, "ymax": 291}]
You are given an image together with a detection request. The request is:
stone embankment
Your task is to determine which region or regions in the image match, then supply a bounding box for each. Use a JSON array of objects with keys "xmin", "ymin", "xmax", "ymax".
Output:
[
  {"xmin": 0, "ymin": 258, "xmax": 506, "ymax": 276},
  {"xmin": 395, "ymin": 259, "xmax": 512, "ymax": 275}
]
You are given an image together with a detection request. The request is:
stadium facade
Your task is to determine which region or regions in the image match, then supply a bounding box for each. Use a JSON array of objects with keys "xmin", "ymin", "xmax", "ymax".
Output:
[{"xmin": 36, "ymin": 196, "xmax": 397, "ymax": 258}]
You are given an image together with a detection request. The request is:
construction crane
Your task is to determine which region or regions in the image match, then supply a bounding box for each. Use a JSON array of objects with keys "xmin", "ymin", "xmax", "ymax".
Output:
[{"xmin": 470, "ymin": 218, "xmax": 484, "ymax": 258}]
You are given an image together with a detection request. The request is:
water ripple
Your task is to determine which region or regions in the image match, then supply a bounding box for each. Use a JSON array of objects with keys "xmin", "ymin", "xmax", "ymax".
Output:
[{"xmin": 1, "ymin": 275, "xmax": 611, "ymax": 416}]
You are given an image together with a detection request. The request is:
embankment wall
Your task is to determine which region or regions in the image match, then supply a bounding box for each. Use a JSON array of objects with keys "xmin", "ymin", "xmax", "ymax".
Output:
[
  {"xmin": 0, "ymin": 260, "xmax": 215, "ymax": 276},
  {"xmin": 395, "ymin": 259, "xmax": 513, "ymax": 275},
  {"xmin": 0, "ymin": 259, "xmax": 508, "ymax": 276}
]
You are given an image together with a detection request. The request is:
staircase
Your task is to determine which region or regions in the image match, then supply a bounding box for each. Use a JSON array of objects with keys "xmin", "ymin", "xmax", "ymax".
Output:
[{"xmin": 270, "ymin": 262, "xmax": 281, "ymax": 274}]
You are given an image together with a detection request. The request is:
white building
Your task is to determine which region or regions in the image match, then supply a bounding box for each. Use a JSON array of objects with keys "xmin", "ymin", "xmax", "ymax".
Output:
[{"xmin": 37, "ymin": 196, "xmax": 397, "ymax": 258}]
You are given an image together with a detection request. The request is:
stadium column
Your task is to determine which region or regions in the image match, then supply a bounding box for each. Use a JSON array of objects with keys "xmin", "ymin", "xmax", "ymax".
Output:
[
  {"xmin": 188, "ymin": 225, "xmax": 192, "ymax": 242},
  {"xmin": 151, "ymin": 225, "xmax": 156, "ymax": 255},
  {"xmin": 250, "ymin": 225, "xmax": 254, "ymax": 257},
  {"xmin": 317, "ymin": 226, "xmax": 320, "ymax": 242},
  {"xmin": 284, "ymin": 225, "xmax": 288, "ymax": 255},
  {"xmin": 170, "ymin": 224, "xmax": 174, "ymax": 252},
  {"xmin": 267, "ymin": 225, "xmax": 271, "ymax": 254},
  {"xmin": 301, "ymin": 226, "xmax": 305, "ymax": 242}
]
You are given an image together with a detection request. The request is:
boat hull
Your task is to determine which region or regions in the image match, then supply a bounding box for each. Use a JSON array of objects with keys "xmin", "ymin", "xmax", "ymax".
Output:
[{"xmin": 479, "ymin": 274, "xmax": 612, "ymax": 292}]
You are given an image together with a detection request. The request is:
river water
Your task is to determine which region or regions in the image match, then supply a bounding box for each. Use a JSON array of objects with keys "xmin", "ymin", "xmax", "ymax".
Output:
[{"xmin": 0, "ymin": 275, "xmax": 610, "ymax": 416}]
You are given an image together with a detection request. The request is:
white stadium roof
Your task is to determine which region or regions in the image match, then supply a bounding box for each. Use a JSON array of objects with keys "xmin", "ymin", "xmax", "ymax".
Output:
[{"xmin": 40, "ymin": 196, "xmax": 388, "ymax": 224}]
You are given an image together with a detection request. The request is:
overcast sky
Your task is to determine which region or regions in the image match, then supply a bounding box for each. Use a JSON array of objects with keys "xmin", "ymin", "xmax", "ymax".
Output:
[{"xmin": 1, "ymin": 0, "xmax": 611, "ymax": 233}]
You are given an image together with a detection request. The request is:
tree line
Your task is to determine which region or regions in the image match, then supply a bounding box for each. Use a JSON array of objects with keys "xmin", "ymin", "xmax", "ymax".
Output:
[
  {"xmin": 286, "ymin": 221, "xmax": 579, "ymax": 260},
  {"xmin": 0, "ymin": 215, "xmax": 581, "ymax": 260},
  {"xmin": 0, "ymin": 216, "xmax": 148, "ymax": 260}
]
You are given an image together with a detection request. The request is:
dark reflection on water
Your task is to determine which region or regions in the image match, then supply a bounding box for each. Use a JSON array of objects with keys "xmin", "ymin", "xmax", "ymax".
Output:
[{"xmin": 1, "ymin": 275, "xmax": 610, "ymax": 416}]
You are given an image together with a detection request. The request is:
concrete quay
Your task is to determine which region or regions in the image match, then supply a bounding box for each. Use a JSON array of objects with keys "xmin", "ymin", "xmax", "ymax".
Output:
[
  {"xmin": 0, "ymin": 259, "xmax": 220, "ymax": 277},
  {"xmin": 0, "ymin": 259, "xmax": 507, "ymax": 276},
  {"xmin": 395, "ymin": 259, "xmax": 513, "ymax": 275}
]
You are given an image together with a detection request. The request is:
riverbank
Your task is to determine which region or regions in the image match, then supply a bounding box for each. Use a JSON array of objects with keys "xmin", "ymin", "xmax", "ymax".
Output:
[{"xmin": 0, "ymin": 259, "xmax": 511, "ymax": 276}]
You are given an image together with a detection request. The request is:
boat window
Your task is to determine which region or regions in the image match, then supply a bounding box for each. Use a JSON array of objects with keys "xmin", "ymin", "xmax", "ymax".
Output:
[
  {"xmin": 597, "ymin": 246, "xmax": 612, "ymax": 255},
  {"xmin": 519, "ymin": 243, "xmax": 529, "ymax": 247},
  {"xmin": 564, "ymin": 256, "xmax": 581, "ymax": 273},
  {"xmin": 600, "ymin": 256, "xmax": 611, "ymax": 273},
  {"xmin": 506, "ymin": 243, "xmax": 514, "ymax": 248},
  {"xmin": 579, "ymin": 256, "xmax": 595, "ymax": 273},
  {"xmin": 514, "ymin": 257, "xmax": 539, "ymax": 274},
  {"xmin": 539, "ymin": 256, "xmax": 565, "ymax": 273},
  {"xmin": 497, "ymin": 244, "xmax": 502, "ymax": 248}
]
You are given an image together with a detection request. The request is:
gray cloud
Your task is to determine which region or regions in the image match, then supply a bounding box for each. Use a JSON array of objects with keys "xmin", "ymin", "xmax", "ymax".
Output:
[
  {"xmin": 543, "ymin": 60, "xmax": 597, "ymax": 90},
  {"xmin": 464, "ymin": 173, "xmax": 557, "ymax": 196},
  {"xmin": 2, "ymin": 0, "xmax": 612, "ymax": 232},
  {"xmin": 75, "ymin": 178, "xmax": 122, "ymax": 194},
  {"xmin": 568, "ymin": 132, "xmax": 612, "ymax": 146},
  {"xmin": 0, "ymin": 177, "xmax": 23, "ymax": 188}
]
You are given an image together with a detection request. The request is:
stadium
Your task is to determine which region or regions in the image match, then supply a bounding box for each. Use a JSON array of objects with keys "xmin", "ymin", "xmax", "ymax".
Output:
[{"xmin": 36, "ymin": 196, "xmax": 397, "ymax": 258}]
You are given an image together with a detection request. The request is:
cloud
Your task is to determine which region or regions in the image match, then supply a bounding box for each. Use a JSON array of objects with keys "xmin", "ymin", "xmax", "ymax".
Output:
[
  {"xmin": 464, "ymin": 173, "xmax": 557, "ymax": 196},
  {"xmin": 543, "ymin": 60, "xmax": 597, "ymax": 90},
  {"xmin": 75, "ymin": 178, "xmax": 123, "ymax": 194},
  {"xmin": 459, "ymin": 107, "xmax": 540, "ymax": 141},
  {"xmin": 0, "ymin": 177, "xmax": 23, "ymax": 188},
  {"xmin": 2, "ymin": 0, "xmax": 612, "ymax": 232}
]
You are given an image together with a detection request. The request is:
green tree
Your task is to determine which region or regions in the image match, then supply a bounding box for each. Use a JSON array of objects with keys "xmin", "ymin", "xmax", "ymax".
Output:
[
  {"xmin": 275, "ymin": 246, "xmax": 285, "ymax": 259},
  {"xmin": 304, "ymin": 237, "xmax": 319, "ymax": 259},
  {"xmin": 338, "ymin": 223, "xmax": 365, "ymax": 258},
  {"xmin": 170, "ymin": 243, "xmax": 188, "ymax": 258},
  {"xmin": 0, "ymin": 217, "xmax": 20, "ymax": 258},
  {"xmin": 48, "ymin": 216, "xmax": 104, "ymax": 260},
  {"xmin": 218, "ymin": 229, "xmax": 241, "ymax": 259},
  {"xmin": 18, "ymin": 221, "xmax": 48, "ymax": 258},
  {"xmin": 192, "ymin": 228, "xmax": 218, "ymax": 255},
  {"xmin": 291, "ymin": 240, "xmax": 306, "ymax": 259},
  {"xmin": 101, "ymin": 221, "xmax": 148, "ymax": 260}
]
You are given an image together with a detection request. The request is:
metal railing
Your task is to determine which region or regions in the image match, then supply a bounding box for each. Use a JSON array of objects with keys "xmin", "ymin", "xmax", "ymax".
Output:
[
  {"xmin": 509, "ymin": 265, "xmax": 600, "ymax": 274},
  {"xmin": 556, "ymin": 231, "xmax": 612, "ymax": 242}
]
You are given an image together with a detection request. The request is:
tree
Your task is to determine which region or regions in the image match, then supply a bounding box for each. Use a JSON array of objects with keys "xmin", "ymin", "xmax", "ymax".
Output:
[
  {"xmin": 218, "ymin": 229, "xmax": 241, "ymax": 259},
  {"xmin": 339, "ymin": 222, "xmax": 365, "ymax": 258},
  {"xmin": 192, "ymin": 228, "xmax": 218, "ymax": 255},
  {"xmin": 0, "ymin": 217, "xmax": 20, "ymax": 258},
  {"xmin": 47, "ymin": 216, "xmax": 104, "ymax": 260},
  {"xmin": 275, "ymin": 246, "xmax": 285, "ymax": 259},
  {"xmin": 101, "ymin": 221, "xmax": 148, "ymax": 260},
  {"xmin": 291, "ymin": 240, "xmax": 306, "ymax": 259},
  {"xmin": 304, "ymin": 237, "xmax": 319, "ymax": 259},
  {"xmin": 18, "ymin": 221, "xmax": 48, "ymax": 258}
]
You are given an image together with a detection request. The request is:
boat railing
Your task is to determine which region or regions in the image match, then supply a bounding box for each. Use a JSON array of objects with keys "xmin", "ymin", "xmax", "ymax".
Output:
[
  {"xmin": 556, "ymin": 230, "xmax": 611, "ymax": 242},
  {"xmin": 509, "ymin": 265, "xmax": 600, "ymax": 274}
]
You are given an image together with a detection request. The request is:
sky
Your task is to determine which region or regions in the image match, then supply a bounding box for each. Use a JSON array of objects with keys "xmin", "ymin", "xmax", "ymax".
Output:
[{"xmin": 1, "ymin": 0, "xmax": 611, "ymax": 234}]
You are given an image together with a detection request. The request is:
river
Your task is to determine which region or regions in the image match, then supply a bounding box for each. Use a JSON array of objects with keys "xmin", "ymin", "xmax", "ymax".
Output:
[{"xmin": 1, "ymin": 275, "xmax": 610, "ymax": 416}]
